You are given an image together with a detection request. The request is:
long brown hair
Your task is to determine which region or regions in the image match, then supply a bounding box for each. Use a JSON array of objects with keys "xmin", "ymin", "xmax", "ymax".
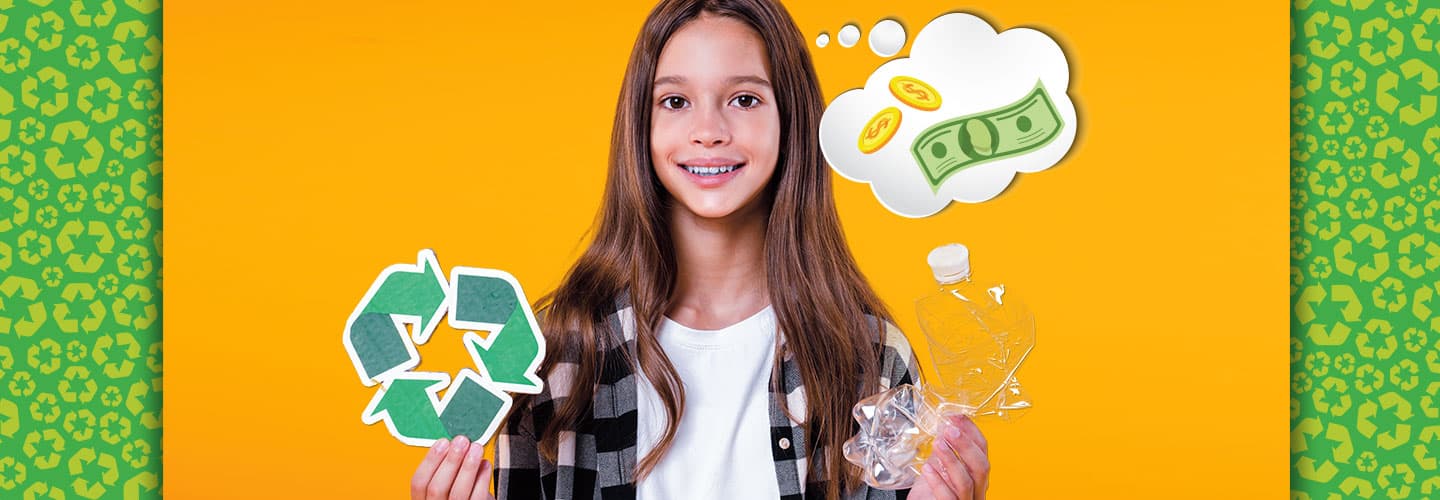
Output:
[{"xmin": 528, "ymin": 0, "xmax": 892, "ymax": 496}]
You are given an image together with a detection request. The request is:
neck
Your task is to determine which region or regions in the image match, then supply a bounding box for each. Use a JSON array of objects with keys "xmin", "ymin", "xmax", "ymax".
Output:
[{"xmin": 665, "ymin": 197, "xmax": 771, "ymax": 329}]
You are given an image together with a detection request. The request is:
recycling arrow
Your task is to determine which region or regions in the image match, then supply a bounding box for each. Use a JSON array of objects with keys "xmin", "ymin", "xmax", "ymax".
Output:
[
  {"xmin": 0, "ymin": 275, "xmax": 47, "ymax": 338},
  {"xmin": 451, "ymin": 267, "xmax": 546, "ymax": 394},
  {"xmin": 345, "ymin": 249, "xmax": 545, "ymax": 446},
  {"xmin": 361, "ymin": 369, "xmax": 513, "ymax": 447},
  {"xmin": 124, "ymin": 473, "xmax": 159, "ymax": 499},
  {"xmin": 0, "ymin": 398, "xmax": 17, "ymax": 438},
  {"xmin": 343, "ymin": 249, "xmax": 447, "ymax": 386},
  {"xmin": 366, "ymin": 372, "xmax": 450, "ymax": 441}
]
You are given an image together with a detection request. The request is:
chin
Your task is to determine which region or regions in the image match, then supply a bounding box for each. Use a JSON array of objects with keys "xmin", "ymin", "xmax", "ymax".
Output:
[
  {"xmin": 675, "ymin": 190, "xmax": 766, "ymax": 220},
  {"xmin": 679, "ymin": 199, "xmax": 743, "ymax": 219}
]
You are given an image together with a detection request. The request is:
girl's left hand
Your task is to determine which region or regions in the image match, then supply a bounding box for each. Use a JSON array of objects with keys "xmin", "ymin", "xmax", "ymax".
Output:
[{"xmin": 908, "ymin": 415, "xmax": 990, "ymax": 500}]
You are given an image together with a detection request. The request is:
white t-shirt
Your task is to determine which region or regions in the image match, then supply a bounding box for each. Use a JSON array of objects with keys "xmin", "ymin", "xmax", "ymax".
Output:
[{"xmin": 635, "ymin": 305, "xmax": 782, "ymax": 499}]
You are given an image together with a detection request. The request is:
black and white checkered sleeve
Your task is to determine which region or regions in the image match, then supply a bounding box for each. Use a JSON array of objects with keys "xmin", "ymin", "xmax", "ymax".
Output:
[
  {"xmin": 495, "ymin": 381, "xmax": 548, "ymax": 499},
  {"xmin": 879, "ymin": 320, "xmax": 922, "ymax": 391}
]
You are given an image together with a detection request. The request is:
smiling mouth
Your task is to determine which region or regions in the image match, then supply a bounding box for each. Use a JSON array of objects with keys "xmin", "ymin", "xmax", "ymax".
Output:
[{"xmin": 680, "ymin": 163, "xmax": 745, "ymax": 177}]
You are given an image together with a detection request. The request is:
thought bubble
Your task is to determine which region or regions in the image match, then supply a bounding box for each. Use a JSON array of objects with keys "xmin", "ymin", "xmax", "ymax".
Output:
[
  {"xmin": 819, "ymin": 13, "xmax": 1077, "ymax": 218},
  {"xmin": 815, "ymin": 19, "xmax": 908, "ymax": 58}
]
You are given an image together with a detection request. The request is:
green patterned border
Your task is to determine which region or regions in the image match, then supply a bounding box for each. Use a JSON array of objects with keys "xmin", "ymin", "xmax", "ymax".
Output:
[
  {"xmin": 0, "ymin": 0, "xmax": 162, "ymax": 498},
  {"xmin": 1291, "ymin": 1, "xmax": 1439, "ymax": 498},
  {"xmin": 1, "ymin": 0, "xmax": 1435, "ymax": 497}
]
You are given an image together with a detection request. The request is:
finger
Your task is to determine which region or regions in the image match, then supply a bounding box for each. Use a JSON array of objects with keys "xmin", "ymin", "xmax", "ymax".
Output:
[
  {"xmin": 449, "ymin": 440, "xmax": 486, "ymax": 500},
  {"xmin": 954, "ymin": 415, "xmax": 988, "ymax": 454},
  {"xmin": 411, "ymin": 438, "xmax": 451, "ymax": 499},
  {"xmin": 471, "ymin": 458, "xmax": 494, "ymax": 500},
  {"xmin": 934, "ymin": 429, "xmax": 975, "ymax": 499},
  {"xmin": 949, "ymin": 425, "xmax": 990, "ymax": 495},
  {"xmin": 950, "ymin": 416, "xmax": 991, "ymax": 498},
  {"xmin": 426, "ymin": 435, "xmax": 471, "ymax": 499},
  {"xmin": 921, "ymin": 463, "xmax": 958, "ymax": 500}
]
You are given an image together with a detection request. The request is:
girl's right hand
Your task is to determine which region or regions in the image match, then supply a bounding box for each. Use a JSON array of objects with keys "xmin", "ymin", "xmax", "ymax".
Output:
[
  {"xmin": 410, "ymin": 436, "xmax": 495, "ymax": 500},
  {"xmin": 908, "ymin": 415, "xmax": 990, "ymax": 500}
]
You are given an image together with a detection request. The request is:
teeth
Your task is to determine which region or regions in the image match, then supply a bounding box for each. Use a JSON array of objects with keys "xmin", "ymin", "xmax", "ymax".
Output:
[{"xmin": 684, "ymin": 165, "xmax": 740, "ymax": 176}]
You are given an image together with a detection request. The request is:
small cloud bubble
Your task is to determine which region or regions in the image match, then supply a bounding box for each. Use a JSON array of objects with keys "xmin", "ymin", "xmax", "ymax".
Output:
[
  {"xmin": 838, "ymin": 24, "xmax": 861, "ymax": 48},
  {"xmin": 868, "ymin": 19, "xmax": 905, "ymax": 57}
]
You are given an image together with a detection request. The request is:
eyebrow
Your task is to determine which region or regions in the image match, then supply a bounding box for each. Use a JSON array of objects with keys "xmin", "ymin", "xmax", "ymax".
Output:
[{"xmin": 653, "ymin": 75, "xmax": 772, "ymax": 88}]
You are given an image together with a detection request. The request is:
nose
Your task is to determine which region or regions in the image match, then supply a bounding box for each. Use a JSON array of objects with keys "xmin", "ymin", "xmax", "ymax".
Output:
[{"xmin": 689, "ymin": 105, "xmax": 730, "ymax": 147}]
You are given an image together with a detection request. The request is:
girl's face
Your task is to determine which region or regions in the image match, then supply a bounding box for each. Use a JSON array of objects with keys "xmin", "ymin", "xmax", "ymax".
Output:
[{"xmin": 650, "ymin": 14, "xmax": 781, "ymax": 220}]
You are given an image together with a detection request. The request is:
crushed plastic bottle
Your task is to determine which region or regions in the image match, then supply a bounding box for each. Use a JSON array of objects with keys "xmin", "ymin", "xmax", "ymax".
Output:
[{"xmin": 844, "ymin": 243, "xmax": 1036, "ymax": 489}]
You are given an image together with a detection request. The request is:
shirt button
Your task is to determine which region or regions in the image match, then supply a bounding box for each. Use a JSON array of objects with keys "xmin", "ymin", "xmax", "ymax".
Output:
[{"xmin": 779, "ymin": 437, "xmax": 791, "ymax": 450}]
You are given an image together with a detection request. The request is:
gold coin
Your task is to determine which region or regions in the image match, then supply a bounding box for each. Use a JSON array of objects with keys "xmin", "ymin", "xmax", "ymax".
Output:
[
  {"xmin": 889, "ymin": 76, "xmax": 942, "ymax": 111},
  {"xmin": 858, "ymin": 107, "xmax": 902, "ymax": 154}
]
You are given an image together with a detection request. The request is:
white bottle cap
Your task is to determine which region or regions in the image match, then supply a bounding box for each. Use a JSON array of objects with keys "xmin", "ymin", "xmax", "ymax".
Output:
[{"xmin": 927, "ymin": 243, "xmax": 971, "ymax": 284}]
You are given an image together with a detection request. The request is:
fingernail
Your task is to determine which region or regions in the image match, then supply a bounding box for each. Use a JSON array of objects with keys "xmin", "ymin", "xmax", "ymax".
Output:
[
  {"xmin": 947, "ymin": 425, "xmax": 961, "ymax": 440},
  {"xmin": 454, "ymin": 435, "xmax": 469, "ymax": 449},
  {"xmin": 436, "ymin": 438, "xmax": 450, "ymax": 452},
  {"xmin": 468, "ymin": 443, "xmax": 484, "ymax": 459},
  {"xmin": 922, "ymin": 463, "xmax": 935, "ymax": 475}
]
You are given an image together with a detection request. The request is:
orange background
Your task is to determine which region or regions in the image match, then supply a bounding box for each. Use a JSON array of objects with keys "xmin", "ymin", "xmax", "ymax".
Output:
[{"xmin": 165, "ymin": 0, "xmax": 1287, "ymax": 497}]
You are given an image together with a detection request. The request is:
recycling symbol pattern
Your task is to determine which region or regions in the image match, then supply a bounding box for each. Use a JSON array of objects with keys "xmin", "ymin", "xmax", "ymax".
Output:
[
  {"xmin": 344, "ymin": 250, "xmax": 545, "ymax": 447},
  {"xmin": 0, "ymin": 0, "xmax": 162, "ymax": 498},
  {"xmin": 1290, "ymin": 1, "xmax": 1440, "ymax": 498}
]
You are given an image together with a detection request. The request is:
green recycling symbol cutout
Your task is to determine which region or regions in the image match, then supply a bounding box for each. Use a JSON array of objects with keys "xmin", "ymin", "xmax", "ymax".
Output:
[{"xmin": 342, "ymin": 249, "xmax": 545, "ymax": 447}]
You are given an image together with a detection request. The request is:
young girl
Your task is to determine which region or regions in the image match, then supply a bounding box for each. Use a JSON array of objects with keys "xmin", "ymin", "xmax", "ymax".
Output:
[{"xmin": 411, "ymin": 1, "xmax": 991, "ymax": 498}]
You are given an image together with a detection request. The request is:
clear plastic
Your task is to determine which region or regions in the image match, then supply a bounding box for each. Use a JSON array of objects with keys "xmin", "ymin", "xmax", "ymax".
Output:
[{"xmin": 844, "ymin": 243, "xmax": 1036, "ymax": 489}]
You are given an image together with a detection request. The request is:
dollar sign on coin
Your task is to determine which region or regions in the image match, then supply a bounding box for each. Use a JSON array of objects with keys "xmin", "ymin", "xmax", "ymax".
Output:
[
  {"xmin": 858, "ymin": 107, "xmax": 903, "ymax": 154},
  {"xmin": 889, "ymin": 76, "xmax": 942, "ymax": 111}
]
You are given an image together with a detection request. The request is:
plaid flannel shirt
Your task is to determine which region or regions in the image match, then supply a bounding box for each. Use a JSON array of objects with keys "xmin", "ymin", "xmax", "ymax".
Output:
[{"xmin": 495, "ymin": 297, "xmax": 920, "ymax": 500}]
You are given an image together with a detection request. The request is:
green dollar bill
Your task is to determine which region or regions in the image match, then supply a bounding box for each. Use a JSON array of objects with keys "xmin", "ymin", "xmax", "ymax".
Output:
[{"xmin": 910, "ymin": 81, "xmax": 1064, "ymax": 192}]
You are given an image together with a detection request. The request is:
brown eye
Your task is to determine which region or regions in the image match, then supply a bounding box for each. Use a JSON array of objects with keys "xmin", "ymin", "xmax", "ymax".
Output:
[
  {"xmin": 661, "ymin": 96, "xmax": 689, "ymax": 110},
  {"xmin": 732, "ymin": 95, "xmax": 760, "ymax": 108}
]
